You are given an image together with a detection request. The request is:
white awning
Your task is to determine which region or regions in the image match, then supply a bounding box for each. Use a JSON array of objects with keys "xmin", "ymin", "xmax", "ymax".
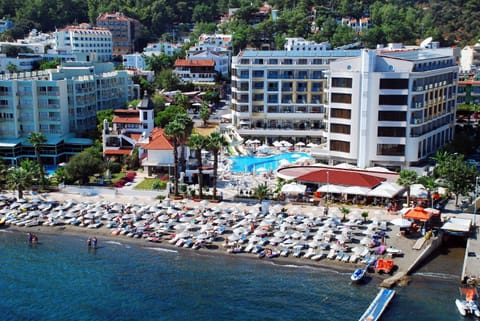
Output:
[
  {"xmin": 343, "ymin": 186, "xmax": 371, "ymax": 196},
  {"xmin": 317, "ymin": 184, "xmax": 344, "ymax": 194},
  {"xmin": 367, "ymin": 182, "xmax": 404, "ymax": 198},
  {"xmin": 281, "ymin": 183, "xmax": 307, "ymax": 195}
]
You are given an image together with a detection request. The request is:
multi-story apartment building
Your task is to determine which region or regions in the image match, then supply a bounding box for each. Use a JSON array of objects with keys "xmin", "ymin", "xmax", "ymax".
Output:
[
  {"xmin": 457, "ymin": 73, "xmax": 480, "ymax": 105},
  {"xmin": 460, "ymin": 41, "xmax": 480, "ymax": 72},
  {"xmin": 318, "ymin": 47, "xmax": 458, "ymax": 170},
  {"xmin": 144, "ymin": 42, "xmax": 182, "ymax": 56},
  {"xmin": 284, "ymin": 38, "xmax": 330, "ymax": 51},
  {"xmin": 230, "ymin": 50, "xmax": 361, "ymax": 144},
  {"xmin": 55, "ymin": 24, "xmax": 113, "ymax": 62},
  {"xmin": 173, "ymin": 59, "xmax": 216, "ymax": 84},
  {"xmin": 96, "ymin": 12, "xmax": 142, "ymax": 57},
  {"xmin": 0, "ymin": 61, "xmax": 137, "ymax": 165}
]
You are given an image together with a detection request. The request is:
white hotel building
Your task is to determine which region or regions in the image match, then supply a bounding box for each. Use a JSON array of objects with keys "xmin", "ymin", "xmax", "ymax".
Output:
[
  {"xmin": 0, "ymin": 62, "xmax": 137, "ymax": 165},
  {"xmin": 55, "ymin": 24, "xmax": 113, "ymax": 62},
  {"xmin": 317, "ymin": 48, "xmax": 458, "ymax": 169},
  {"xmin": 231, "ymin": 46, "xmax": 458, "ymax": 170},
  {"xmin": 230, "ymin": 50, "xmax": 361, "ymax": 144}
]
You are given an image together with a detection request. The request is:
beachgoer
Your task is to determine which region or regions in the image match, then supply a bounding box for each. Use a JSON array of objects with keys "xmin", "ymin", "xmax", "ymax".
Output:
[
  {"xmin": 28, "ymin": 232, "xmax": 33, "ymax": 243},
  {"xmin": 32, "ymin": 234, "xmax": 38, "ymax": 244},
  {"xmin": 87, "ymin": 237, "xmax": 92, "ymax": 247},
  {"xmin": 92, "ymin": 237, "xmax": 98, "ymax": 249}
]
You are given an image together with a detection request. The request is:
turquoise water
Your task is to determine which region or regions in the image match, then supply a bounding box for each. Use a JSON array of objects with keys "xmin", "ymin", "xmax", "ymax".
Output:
[
  {"xmin": 230, "ymin": 152, "xmax": 312, "ymax": 173},
  {"xmin": 0, "ymin": 230, "xmax": 463, "ymax": 321}
]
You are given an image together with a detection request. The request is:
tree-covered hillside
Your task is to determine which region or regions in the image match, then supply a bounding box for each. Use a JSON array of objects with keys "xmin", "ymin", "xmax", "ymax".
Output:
[{"xmin": 0, "ymin": 0, "xmax": 478, "ymax": 48}]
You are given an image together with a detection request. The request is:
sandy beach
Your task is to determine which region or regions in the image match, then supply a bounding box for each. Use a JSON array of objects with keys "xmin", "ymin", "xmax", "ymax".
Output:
[{"xmin": 0, "ymin": 189, "xmax": 423, "ymax": 281}]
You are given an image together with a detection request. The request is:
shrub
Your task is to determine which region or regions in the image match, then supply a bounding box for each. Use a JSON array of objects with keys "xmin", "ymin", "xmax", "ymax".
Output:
[{"xmin": 109, "ymin": 162, "xmax": 122, "ymax": 174}]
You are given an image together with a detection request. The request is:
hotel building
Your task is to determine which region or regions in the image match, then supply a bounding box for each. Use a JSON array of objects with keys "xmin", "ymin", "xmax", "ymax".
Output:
[
  {"xmin": 317, "ymin": 47, "xmax": 458, "ymax": 169},
  {"xmin": 0, "ymin": 62, "xmax": 137, "ymax": 165},
  {"xmin": 230, "ymin": 50, "xmax": 361, "ymax": 143},
  {"xmin": 55, "ymin": 24, "xmax": 113, "ymax": 62},
  {"xmin": 96, "ymin": 12, "xmax": 142, "ymax": 56}
]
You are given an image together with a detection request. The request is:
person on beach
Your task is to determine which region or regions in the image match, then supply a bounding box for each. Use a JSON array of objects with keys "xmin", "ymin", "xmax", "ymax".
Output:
[{"xmin": 92, "ymin": 237, "xmax": 98, "ymax": 249}]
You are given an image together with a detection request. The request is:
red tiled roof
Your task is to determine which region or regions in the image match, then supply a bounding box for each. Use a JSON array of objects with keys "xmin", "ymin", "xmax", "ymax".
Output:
[
  {"xmin": 105, "ymin": 149, "xmax": 133, "ymax": 155},
  {"xmin": 112, "ymin": 115, "xmax": 141, "ymax": 124},
  {"xmin": 174, "ymin": 59, "xmax": 215, "ymax": 67},
  {"xmin": 296, "ymin": 169, "xmax": 385, "ymax": 188},
  {"xmin": 143, "ymin": 128, "xmax": 174, "ymax": 150}
]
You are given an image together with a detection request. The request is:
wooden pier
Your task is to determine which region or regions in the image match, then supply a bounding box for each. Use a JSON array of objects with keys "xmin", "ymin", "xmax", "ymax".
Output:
[{"xmin": 358, "ymin": 288, "xmax": 396, "ymax": 321}]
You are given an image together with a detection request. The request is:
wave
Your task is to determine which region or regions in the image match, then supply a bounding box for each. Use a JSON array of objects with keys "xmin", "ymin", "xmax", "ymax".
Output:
[
  {"xmin": 415, "ymin": 272, "xmax": 459, "ymax": 280},
  {"xmin": 145, "ymin": 247, "xmax": 178, "ymax": 254},
  {"xmin": 104, "ymin": 241, "xmax": 123, "ymax": 246},
  {"xmin": 0, "ymin": 229, "xmax": 13, "ymax": 233}
]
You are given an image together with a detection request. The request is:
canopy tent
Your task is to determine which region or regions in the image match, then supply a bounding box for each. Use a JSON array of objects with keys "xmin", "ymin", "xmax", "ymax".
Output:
[
  {"xmin": 295, "ymin": 142, "xmax": 306, "ymax": 146},
  {"xmin": 405, "ymin": 184, "xmax": 428, "ymax": 198},
  {"xmin": 403, "ymin": 206, "xmax": 440, "ymax": 221},
  {"xmin": 317, "ymin": 184, "xmax": 344, "ymax": 194},
  {"xmin": 367, "ymin": 182, "xmax": 404, "ymax": 198},
  {"xmin": 281, "ymin": 183, "xmax": 307, "ymax": 195},
  {"xmin": 343, "ymin": 186, "xmax": 371, "ymax": 196},
  {"xmin": 390, "ymin": 218, "xmax": 413, "ymax": 228}
]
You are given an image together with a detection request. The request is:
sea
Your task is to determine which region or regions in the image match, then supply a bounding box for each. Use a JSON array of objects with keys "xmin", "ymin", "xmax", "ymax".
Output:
[{"xmin": 0, "ymin": 230, "xmax": 466, "ymax": 321}]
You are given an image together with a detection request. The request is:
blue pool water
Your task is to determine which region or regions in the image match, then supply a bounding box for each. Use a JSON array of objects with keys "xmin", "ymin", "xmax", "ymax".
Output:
[
  {"xmin": 0, "ymin": 230, "xmax": 463, "ymax": 321},
  {"xmin": 230, "ymin": 152, "xmax": 313, "ymax": 173}
]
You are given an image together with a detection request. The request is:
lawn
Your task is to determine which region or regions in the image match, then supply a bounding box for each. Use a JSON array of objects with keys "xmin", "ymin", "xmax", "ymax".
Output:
[{"xmin": 134, "ymin": 178, "xmax": 162, "ymax": 190}]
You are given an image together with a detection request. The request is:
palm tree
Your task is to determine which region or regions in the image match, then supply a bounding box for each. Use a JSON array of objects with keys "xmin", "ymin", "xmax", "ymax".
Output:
[
  {"xmin": 7, "ymin": 160, "xmax": 37, "ymax": 199},
  {"xmin": 187, "ymin": 133, "xmax": 206, "ymax": 199},
  {"xmin": 340, "ymin": 206, "xmax": 350, "ymax": 222},
  {"xmin": 27, "ymin": 132, "xmax": 47, "ymax": 189},
  {"xmin": 165, "ymin": 119, "xmax": 185, "ymax": 197},
  {"xmin": 174, "ymin": 113, "xmax": 193, "ymax": 174},
  {"xmin": 417, "ymin": 175, "xmax": 438, "ymax": 208},
  {"xmin": 206, "ymin": 131, "xmax": 226, "ymax": 200},
  {"xmin": 397, "ymin": 169, "xmax": 418, "ymax": 206},
  {"xmin": 199, "ymin": 102, "xmax": 211, "ymax": 127},
  {"xmin": 253, "ymin": 184, "xmax": 270, "ymax": 201}
]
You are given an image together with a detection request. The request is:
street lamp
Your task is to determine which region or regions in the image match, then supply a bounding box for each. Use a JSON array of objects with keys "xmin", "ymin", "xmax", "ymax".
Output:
[
  {"xmin": 326, "ymin": 170, "xmax": 330, "ymax": 205},
  {"xmin": 474, "ymin": 176, "xmax": 478, "ymax": 229}
]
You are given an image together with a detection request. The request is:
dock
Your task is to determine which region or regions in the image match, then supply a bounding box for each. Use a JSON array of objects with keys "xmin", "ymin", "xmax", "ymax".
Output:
[
  {"xmin": 358, "ymin": 288, "xmax": 395, "ymax": 321},
  {"xmin": 461, "ymin": 225, "xmax": 480, "ymax": 285}
]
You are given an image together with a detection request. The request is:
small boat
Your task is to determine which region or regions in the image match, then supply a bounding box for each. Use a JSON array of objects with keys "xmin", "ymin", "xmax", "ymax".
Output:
[
  {"xmin": 350, "ymin": 267, "xmax": 366, "ymax": 283},
  {"xmin": 456, "ymin": 287, "xmax": 480, "ymax": 317}
]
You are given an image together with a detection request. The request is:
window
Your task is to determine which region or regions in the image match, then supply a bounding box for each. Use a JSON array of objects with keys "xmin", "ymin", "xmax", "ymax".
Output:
[
  {"xmin": 330, "ymin": 124, "xmax": 350, "ymax": 134},
  {"xmin": 331, "ymin": 93, "xmax": 352, "ymax": 104},
  {"xmin": 330, "ymin": 108, "xmax": 351, "ymax": 119},
  {"xmin": 378, "ymin": 111, "xmax": 406, "ymax": 121},
  {"xmin": 379, "ymin": 95, "xmax": 407, "ymax": 105},
  {"xmin": 252, "ymin": 70, "xmax": 264, "ymax": 77},
  {"xmin": 330, "ymin": 140, "xmax": 350, "ymax": 152},
  {"xmin": 377, "ymin": 144, "xmax": 405, "ymax": 156},
  {"xmin": 380, "ymin": 78, "xmax": 408, "ymax": 89},
  {"xmin": 377, "ymin": 127, "xmax": 406, "ymax": 137},
  {"xmin": 331, "ymin": 78, "xmax": 352, "ymax": 88}
]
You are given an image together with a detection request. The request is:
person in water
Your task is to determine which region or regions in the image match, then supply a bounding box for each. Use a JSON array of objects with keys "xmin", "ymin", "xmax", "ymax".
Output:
[
  {"xmin": 92, "ymin": 237, "xmax": 98, "ymax": 249},
  {"xmin": 87, "ymin": 237, "xmax": 92, "ymax": 247},
  {"xmin": 28, "ymin": 233, "xmax": 33, "ymax": 243}
]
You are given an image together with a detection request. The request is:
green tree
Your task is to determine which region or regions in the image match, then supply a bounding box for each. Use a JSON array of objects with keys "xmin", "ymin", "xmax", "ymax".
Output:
[
  {"xmin": 199, "ymin": 103, "xmax": 211, "ymax": 127},
  {"xmin": 38, "ymin": 58, "xmax": 61, "ymax": 70},
  {"xmin": 155, "ymin": 70, "xmax": 181, "ymax": 91},
  {"xmin": 253, "ymin": 184, "xmax": 270, "ymax": 201},
  {"xmin": 417, "ymin": 175, "xmax": 438, "ymax": 208},
  {"xmin": 64, "ymin": 147, "xmax": 105, "ymax": 185},
  {"xmin": 205, "ymin": 131, "xmax": 226, "ymax": 200},
  {"xmin": 432, "ymin": 152, "xmax": 477, "ymax": 206},
  {"xmin": 164, "ymin": 119, "xmax": 185, "ymax": 197},
  {"xmin": 7, "ymin": 159, "xmax": 38, "ymax": 199},
  {"xmin": 397, "ymin": 169, "xmax": 418, "ymax": 206},
  {"xmin": 27, "ymin": 132, "xmax": 47, "ymax": 189},
  {"xmin": 340, "ymin": 206, "xmax": 350, "ymax": 222},
  {"xmin": 96, "ymin": 109, "xmax": 114, "ymax": 137},
  {"xmin": 187, "ymin": 133, "xmax": 206, "ymax": 199},
  {"xmin": 155, "ymin": 105, "xmax": 188, "ymax": 128},
  {"xmin": 6, "ymin": 63, "xmax": 18, "ymax": 74}
]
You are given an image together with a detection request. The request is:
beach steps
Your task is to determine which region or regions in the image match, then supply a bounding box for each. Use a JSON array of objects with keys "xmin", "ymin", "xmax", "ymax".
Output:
[{"xmin": 358, "ymin": 288, "xmax": 395, "ymax": 321}]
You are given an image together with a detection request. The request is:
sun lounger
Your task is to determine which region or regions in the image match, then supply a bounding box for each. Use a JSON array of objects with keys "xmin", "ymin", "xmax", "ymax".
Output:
[
  {"xmin": 303, "ymin": 248, "xmax": 315, "ymax": 259},
  {"xmin": 342, "ymin": 254, "xmax": 350, "ymax": 262},
  {"xmin": 336, "ymin": 251, "xmax": 345, "ymax": 261},
  {"xmin": 327, "ymin": 249, "xmax": 336, "ymax": 260},
  {"xmin": 293, "ymin": 247, "xmax": 303, "ymax": 257}
]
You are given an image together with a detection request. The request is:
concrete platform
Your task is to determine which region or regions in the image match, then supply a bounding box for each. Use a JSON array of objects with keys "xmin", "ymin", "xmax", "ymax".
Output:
[{"xmin": 462, "ymin": 226, "xmax": 480, "ymax": 285}]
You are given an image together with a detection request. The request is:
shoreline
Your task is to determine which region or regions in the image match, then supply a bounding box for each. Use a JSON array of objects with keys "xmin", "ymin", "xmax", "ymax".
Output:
[{"xmin": 0, "ymin": 190, "xmax": 438, "ymax": 285}]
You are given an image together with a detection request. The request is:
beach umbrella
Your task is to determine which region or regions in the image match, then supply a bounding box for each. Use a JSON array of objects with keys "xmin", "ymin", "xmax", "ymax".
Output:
[
  {"xmin": 306, "ymin": 143, "xmax": 318, "ymax": 147},
  {"xmin": 360, "ymin": 237, "xmax": 373, "ymax": 246},
  {"xmin": 295, "ymin": 142, "xmax": 305, "ymax": 146},
  {"xmin": 390, "ymin": 218, "xmax": 412, "ymax": 228},
  {"xmin": 228, "ymin": 234, "xmax": 241, "ymax": 242}
]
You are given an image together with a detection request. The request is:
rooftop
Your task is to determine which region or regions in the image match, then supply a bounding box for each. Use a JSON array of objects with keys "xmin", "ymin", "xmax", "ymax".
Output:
[
  {"xmin": 238, "ymin": 50, "xmax": 362, "ymax": 58},
  {"xmin": 379, "ymin": 49, "xmax": 452, "ymax": 61}
]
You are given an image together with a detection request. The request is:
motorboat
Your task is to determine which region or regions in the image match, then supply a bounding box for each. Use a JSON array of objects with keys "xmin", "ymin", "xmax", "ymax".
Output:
[
  {"xmin": 456, "ymin": 287, "xmax": 480, "ymax": 317},
  {"xmin": 350, "ymin": 267, "xmax": 366, "ymax": 283}
]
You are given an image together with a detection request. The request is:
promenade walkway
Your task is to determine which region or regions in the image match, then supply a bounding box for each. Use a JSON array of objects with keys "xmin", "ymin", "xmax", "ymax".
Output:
[{"xmin": 462, "ymin": 224, "xmax": 480, "ymax": 284}]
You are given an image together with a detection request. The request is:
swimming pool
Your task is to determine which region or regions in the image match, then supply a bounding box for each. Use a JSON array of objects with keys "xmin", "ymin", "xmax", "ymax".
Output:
[{"xmin": 229, "ymin": 152, "xmax": 313, "ymax": 173}]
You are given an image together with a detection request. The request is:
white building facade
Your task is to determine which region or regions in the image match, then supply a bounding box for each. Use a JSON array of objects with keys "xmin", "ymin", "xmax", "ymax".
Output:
[
  {"xmin": 284, "ymin": 38, "xmax": 330, "ymax": 51},
  {"xmin": 55, "ymin": 24, "xmax": 113, "ymax": 62},
  {"xmin": 230, "ymin": 50, "xmax": 361, "ymax": 143},
  {"xmin": 318, "ymin": 48, "xmax": 458, "ymax": 170},
  {"xmin": 0, "ymin": 62, "xmax": 137, "ymax": 165},
  {"xmin": 460, "ymin": 41, "xmax": 480, "ymax": 72}
]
